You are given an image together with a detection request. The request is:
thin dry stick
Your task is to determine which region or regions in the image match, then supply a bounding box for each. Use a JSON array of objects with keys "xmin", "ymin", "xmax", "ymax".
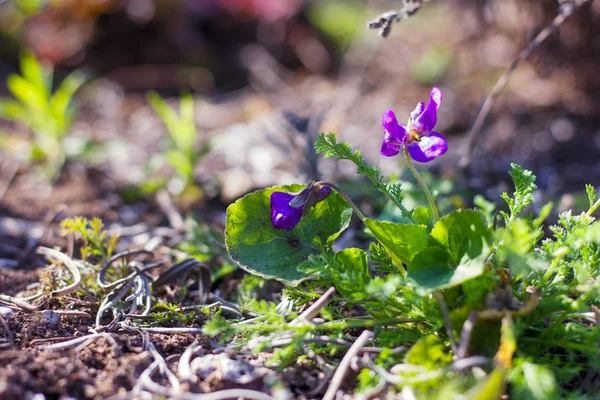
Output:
[
  {"xmin": 98, "ymin": 249, "xmax": 154, "ymax": 290},
  {"xmin": 457, "ymin": 311, "xmax": 479, "ymax": 359},
  {"xmin": 156, "ymin": 190, "xmax": 185, "ymax": 231},
  {"xmin": 433, "ymin": 292, "xmax": 458, "ymax": 354},
  {"xmin": 368, "ymin": 0, "xmax": 430, "ymax": 38},
  {"xmin": 125, "ymin": 326, "xmax": 205, "ymax": 335},
  {"xmin": 37, "ymin": 246, "xmax": 82, "ymax": 297},
  {"xmin": 292, "ymin": 286, "xmax": 337, "ymax": 325},
  {"xmin": 451, "ymin": 355, "xmax": 489, "ymax": 371},
  {"xmin": 96, "ymin": 280, "xmax": 135, "ymax": 328},
  {"xmin": 37, "ymin": 333, "xmax": 113, "ymax": 351},
  {"xmin": 177, "ymin": 341, "xmax": 203, "ymax": 382},
  {"xmin": 460, "ymin": 0, "xmax": 591, "ymax": 168},
  {"xmin": 323, "ymin": 330, "xmax": 372, "ymax": 400}
]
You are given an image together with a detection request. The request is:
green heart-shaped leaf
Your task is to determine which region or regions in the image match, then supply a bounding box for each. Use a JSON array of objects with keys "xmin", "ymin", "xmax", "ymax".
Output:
[{"xmin": 225, "ymin": 185, "xmax": 352, "ymax": 286}]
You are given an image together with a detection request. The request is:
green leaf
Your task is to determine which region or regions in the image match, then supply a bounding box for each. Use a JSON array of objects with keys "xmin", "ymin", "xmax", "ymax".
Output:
[
  {"xmin": 365, "ymin": 219, "xmax": 427, "ymax": 265},
  {"xmin": 166, "ymin": 149, "xmax": 194, "ymax": 182},
  {"xmin": 332, "ymin": 248, "xmax": 369, "ymax": 300},
  {"xmin": 225, "ymin": 185, "xmax": 352, "ymax": 285},
  {"xmin": 148, "ymin": 91, "xmax": 181, "ymax": 139},
  {"xmin": 405, "ymin": 334, "xmax": 452, "ymax": 370},
  {"xmin": 50, "ymin": 70, "xmax": 87, "ymax": 135},
  {"xmin": 586, "ymin": 184, "xmax": 597, "ymax": 213},
  {"xmin": 428, "ymin": 209, "xmax": 492, "ymax": 265},
  {"xmin": 513, "ymin": 362, "xmax": 559, "ymax": 400},
  {"xmin": 502, "ymin": 163, "xmax": 537, "ymax": 223},
  {"xmin": 148, "ymin": 91, "xmax": 197, "ymax": 156},
  {"xmin": 0, "ymin": 99, "xmax": 26, "ymax": 121},
  {"xmin": 20, "ymin": 51, "xmax": 51, "ymax": 98},
  {"xmin": 7, "ymin": 74, "xmax": 47, "ymax": 111},
  {"xmin": 469, "ymin": 367, "xmax": 506, "ymax": 400},
  {"xmin": 408, "ymin": 246, "xmax": 489, "ymax": 291}
]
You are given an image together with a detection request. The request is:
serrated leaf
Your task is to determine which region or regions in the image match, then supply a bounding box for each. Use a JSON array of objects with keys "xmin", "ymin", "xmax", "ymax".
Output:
[
  {"xmin": 332, "ymin": 248, "xmax": 369, "ymax": 299},
  {"xmin": 225, "ymin": 185, "xmax": 352, "ymax": 285},
  {"xmin": 365, "ymin": 219, "xmax": 427, "ymax": 266}
]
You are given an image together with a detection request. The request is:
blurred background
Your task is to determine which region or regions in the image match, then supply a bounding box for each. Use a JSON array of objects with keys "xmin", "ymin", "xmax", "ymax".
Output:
[{"xmin": 0, "ymin": 0, "xmax": 600, "ymax": 222}]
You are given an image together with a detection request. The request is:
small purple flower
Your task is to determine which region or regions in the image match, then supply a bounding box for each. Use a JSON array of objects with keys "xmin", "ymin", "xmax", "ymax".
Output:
[
  {"xmin": 270, "ymin": 183, "xmax": 332, "ymax": 231},
  {"xmin": 380, "ymin": 87, "xmax": 447, "ymax": 163}
]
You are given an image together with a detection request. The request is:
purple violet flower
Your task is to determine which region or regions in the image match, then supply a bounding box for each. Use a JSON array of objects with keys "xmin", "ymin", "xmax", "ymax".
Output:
[
  {"xmin": 380, "ymin": 87, "xmax": 448, "ymax": 163},
  {"xmin": 270, "ymin": 183, "xmax": 332, "ymax": 231}
]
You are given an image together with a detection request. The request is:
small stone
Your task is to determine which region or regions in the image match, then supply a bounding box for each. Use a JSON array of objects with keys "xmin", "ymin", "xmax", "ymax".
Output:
[
  {"xmin": 42, "ymin": 310, "xmax": 61, "ymax": 328},
  {"xmin": 0, "ymin": 307, "xmax": 13, "ymax": 317}
]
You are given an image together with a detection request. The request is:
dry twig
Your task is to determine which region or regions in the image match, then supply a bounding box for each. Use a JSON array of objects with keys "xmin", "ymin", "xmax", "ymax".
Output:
[
  {"xmin": 460, "ymin": 0, "xmax": 592, "ymax": 167},
  {"xmin": 323, "ymin": 330, "xmax": 372, "ymax": 400},
  {"xmin": 368, "ymin": 0, "xmax": 428, "ymax": 38},
  {"xmin": 291, "ymin": 286, "xmax": 336, "ymax": 325},
  {"xmin": 434, "ymin": 292, "xmax": 458, "ymax": 355},
  {"xmin": 457, "ymin": 311, "xmax": 479, "ymax": 359}
]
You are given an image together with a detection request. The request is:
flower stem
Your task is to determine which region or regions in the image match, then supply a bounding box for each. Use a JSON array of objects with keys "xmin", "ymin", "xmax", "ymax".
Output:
[
  {"xmin": 317, "ymin": 181, "xmax": 366, "ymax": 222},
  {"xmin": 587, "ymin": 198, "xmax": 600, "ymax": 217},
  {"xmin": 403, "ymin": 147, "xmax": 440, "ymax": 223},
  {"xmin": 380, "ymin": 185, "xmax": 417, "ymax": 224}
]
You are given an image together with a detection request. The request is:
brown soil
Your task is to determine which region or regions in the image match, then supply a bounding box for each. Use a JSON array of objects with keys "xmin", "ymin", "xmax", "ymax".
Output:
[{"xmin": 0, "ymin": 337, "xmax": 152, "ymax": 399}]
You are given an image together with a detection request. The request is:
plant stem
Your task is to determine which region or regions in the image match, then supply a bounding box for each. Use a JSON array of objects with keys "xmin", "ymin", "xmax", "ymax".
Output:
[
  {"xmin": 380, "ymin": 185, "xmax": 417, "ymax": 224},
  {"xmin": 403, "ymin": 147, "xmax": 440, "ymax": 223},
  {"xmin": 587, "ymin": 198, "xmax": 600, "ymax": 217},
  {"xmin": 316, "ymin": 317, "xmax": 426, "ymax": 330},
  {"xmin": 317, "ymin": 181, "xmax": 367, "ymax": 222}
]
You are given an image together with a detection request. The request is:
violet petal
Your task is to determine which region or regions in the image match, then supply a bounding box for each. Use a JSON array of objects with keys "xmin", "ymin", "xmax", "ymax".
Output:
[
  {"xmin": 382, "ymin": 110, "xmax": 409, "ymax": 143},
  {"xmin": 413, "ymin": 87, "xmax": 442, "ymax": 133},
  {"xmin": 410, "ymin": 101, "xmax": 425, "ymax": 121},
  {"xmin": 318, "ymin": 186, "xmax": 332, "ymax": 202},
  {"xmin": 270, "ymin": 192, "xmax": 303, "ymax": 230},
  {"xmin": 381, "ymin": 110, "xmax": 408, "ymax": 157},
  {"xmin": 406, "ymin": 131, "xmax": 448, "ymax": 163}
]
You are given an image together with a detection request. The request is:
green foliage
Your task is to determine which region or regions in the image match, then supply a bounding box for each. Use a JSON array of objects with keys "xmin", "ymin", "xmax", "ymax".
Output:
[
  {"xmin": 0, "ymin": 51, "xmax": 87, "ymax": 174},
  {"xmin": 220, "ymin": 131, "xmax": 600, "ymax": 398},
  {"xmin": 177, "ymin": 216, "xmax": 236, "ymax": 281},
  {"xmin": 405, "ymin": 335, "xmax": 452, "ymax": 370},
  {"xmin": 365, "ymin": 219, "xmax": 427, "ymax": 270},
  {"xmin": 511, "ymin": 361, "xmax": 559, "ymax": 400},
  {"xmin": 225, "ymin": 184, "xmax": 352, "ymax": 285},
  {"xmin": 315, "ymin": 133, "xmax": 415, "ymax": 221},
  {"xmin": 147, "ymin": 303, "xmax": 203, "ymax": 327},
  {"xmin": 500, "ymin": 163, "xmax": 537, "ymax": 225},
  {"xmin": 406, "ymin": 210, "xmax": 492, "ymax": 292},
  {"xmin": 15, "ymin": 0, "xmax": 63, "ymax": 15},
  {"xmin": 331, "ymin": 248, "xmax": 369, "ymax": 300},
  {"xmin": 147, "ymin": 91, "xmax": 210, "ymax": 196},
  {"xmin": 308, "ymin": 1, "xmax": 365, "ymax": 46},
  {"xmin": 60, "ymin": 216, "xmax": 118, "ymax": 261},
  {"xmin": 369, "ymin": 242, "xmax": 395, "ymax": 273},
  {"xmin": 469, "ymin": 367, "xmax": 506, "ymax": 400}
]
